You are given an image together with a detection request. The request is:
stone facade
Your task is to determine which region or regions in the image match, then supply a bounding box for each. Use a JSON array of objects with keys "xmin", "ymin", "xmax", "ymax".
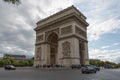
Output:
[
  {"xmin": 62, "ymin": 41, "xmax": 71, "ymax": 57},
  {"xmin": 34, "ymin": 5, "xmax": 89, "ymax": 67}
]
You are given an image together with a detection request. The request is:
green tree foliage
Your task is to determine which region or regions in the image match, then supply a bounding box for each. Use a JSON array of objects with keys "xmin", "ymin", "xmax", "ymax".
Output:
[
  {"xmin": 89, "ymin": 59, "xmax": 102, "ymax": 66},
  {"xmin": 89, "ymin": 59, "xmax": 118, "ymax": 67},
  {"xmin": 104, "ymin": 61, "xmax": 117, "ymax": 67},
  {"xmin": 0, "ymin": 57, "xmax": 34, "ymax": 67},
  {"xmin": 3, "ymin": 0, "xmax": 21, "ymax": 5},
  {"xmin": 27, "ymin": 59, "xmax": 34, "ymax": 66},
  {"xmin": 117, "ymin": 63, "xmax": 120, "ymax": 67},
  {"xmin": 18, "ymin": 61, "xmax": 28, "ymax": 67},
  {"xmin": 2, "ymin": 57, "xmax": 12, "ymax": 65}
]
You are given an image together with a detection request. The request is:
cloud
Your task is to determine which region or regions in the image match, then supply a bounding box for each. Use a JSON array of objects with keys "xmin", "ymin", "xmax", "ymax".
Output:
[
  {"xmin": 89, "ymin": 48, "xmax": 120, "ymax": 63},
  {"xmin": 26, "ymin": 0, "xmax": 74, "ymax": 19},
  {"xmin": 85, "ymin": 0, "xmax": 120, "ymax": 41},
  {"xmin": 0, "ymin": 0, "xmax": 75, "ymax": 57},
  {"xmin": 113, "ymin": 42, "xmax": 120, "ymax": 46},
  {"xmin": 100, "ymin": 42, "xmax": 120, "ymax": 49},
  {"xmin": 88, "ymin": 18, "xmax": 120, "ymax": 41},
  {"xmin": 101, "ymin": 46, "xmax": 110, "ymax": 49},
  {"xmin": 0, "ymin": 0, "xmax": 120, "ymax": 62},
  {"xmin": 91, "ymin": 42, "xmax": 120, "ymax": 63},
  {"xmin": 0, "ymin": 0, "xmax": 36, "ymax": 57}
]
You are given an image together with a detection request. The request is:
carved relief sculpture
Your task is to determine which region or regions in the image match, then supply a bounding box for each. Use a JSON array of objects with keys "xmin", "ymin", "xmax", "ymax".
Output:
[
  {"xmin": 61, "ymin": 26, "xmax": 72, "ymax": 35},
  {"xmin": 36, "ymin": 47, "xmax": 42, "ymax": 60},
  {"xmin": 36, "ymin": 35, "xmax": 43, "ymax": 42},
  {"xmin": 62, "ymin": 41, "xmax": 71, "ymax": 57},
  {"xmin": 75, "ymin": 26, "xmax": 86, "ymax": 38}
]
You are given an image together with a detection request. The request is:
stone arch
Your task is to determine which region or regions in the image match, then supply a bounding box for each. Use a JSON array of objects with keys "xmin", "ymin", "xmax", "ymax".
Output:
[
  {"xmin": 45, "ymin": 30, "xmax": 59, "ymax": 42},
  {"xmin": 47, "ymin": 32, "xmax": 58, "ymax": 65},
  {"xmin": 47, "ymin": 32, "xmax": 58, "ymax": 44}
]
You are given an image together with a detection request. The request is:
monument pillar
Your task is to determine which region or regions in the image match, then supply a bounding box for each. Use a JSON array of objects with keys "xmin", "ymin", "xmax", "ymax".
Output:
[
  {"xmin": 58, "ymin": 38, "xmax": 80, "ymax": 66},
  {"xmin": 83, "ymin": 42, "xmax": 89, "ymax": 65}
]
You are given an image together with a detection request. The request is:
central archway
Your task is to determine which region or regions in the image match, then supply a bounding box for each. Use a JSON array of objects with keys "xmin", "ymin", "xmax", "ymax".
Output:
[{"xmin": 47, "ymin": 33, "xmax": 58, "ymax": 65}]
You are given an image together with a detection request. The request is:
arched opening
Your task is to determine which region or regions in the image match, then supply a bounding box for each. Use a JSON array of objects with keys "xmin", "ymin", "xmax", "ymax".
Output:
[
  {"xmin": 47, "ymin": 33, "xmax": 58, "ymax": 65},
  {"xmin": 79, "ymin": 43, "xmax": 84, "ymax": 65}
]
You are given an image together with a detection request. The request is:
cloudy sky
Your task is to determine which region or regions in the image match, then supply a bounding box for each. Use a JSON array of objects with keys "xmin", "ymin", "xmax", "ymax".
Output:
[{"xmin": 0, "ymin": 0, "xmax": 120, "ymax": 62}]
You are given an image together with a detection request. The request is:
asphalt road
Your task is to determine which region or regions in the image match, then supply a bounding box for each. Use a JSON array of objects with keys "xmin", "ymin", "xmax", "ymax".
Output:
[{"xmin": 0, "ymin": 67, "xmax": 120, "ymax": 80}]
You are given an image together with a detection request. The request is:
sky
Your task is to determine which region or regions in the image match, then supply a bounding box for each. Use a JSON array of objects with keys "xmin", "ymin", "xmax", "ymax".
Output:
[{"xmin": 0, "ymin": 0, "xmax": 120, "ymax": 63}]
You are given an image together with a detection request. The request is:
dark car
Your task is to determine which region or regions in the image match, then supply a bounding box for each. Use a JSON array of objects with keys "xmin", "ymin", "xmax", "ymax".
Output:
[
  {"xmin": 81, "ymin": 65, "xmax": 97, "ymax": 73},
  {"xmin": 104, "ymin": 64, "xmax": 114, "ymax": 69},
  {"xmin": 92, "ymin": 66, "xmax": 100, "ymax": 71},
  {"xmin": 71, "ymin": 64, "xmax": 81, "ymax": 69},
  {"xmin": 4, "ymin": 65, "xmax": 16, "ymax": 70}
]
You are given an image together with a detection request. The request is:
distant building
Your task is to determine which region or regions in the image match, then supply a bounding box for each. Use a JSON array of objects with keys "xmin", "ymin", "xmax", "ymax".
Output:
[
  {"xmin": 4, "ymin": 54, "xmax": 26, "ymax": 61},
  {"xmin": 90, "ymin": 59, "xmax": 101, "ymax": 62}
]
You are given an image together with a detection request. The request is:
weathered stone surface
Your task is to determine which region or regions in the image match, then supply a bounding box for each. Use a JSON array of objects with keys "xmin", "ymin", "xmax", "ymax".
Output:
[{"xmin": 34, "ymin": 5, "xmax": 89, "ymax": 67}]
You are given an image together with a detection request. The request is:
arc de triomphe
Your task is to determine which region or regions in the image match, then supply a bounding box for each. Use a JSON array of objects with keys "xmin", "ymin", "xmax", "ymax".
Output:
[{"xmin": 34, "ymin": 6, "xmax": 89, "ymax": 67}]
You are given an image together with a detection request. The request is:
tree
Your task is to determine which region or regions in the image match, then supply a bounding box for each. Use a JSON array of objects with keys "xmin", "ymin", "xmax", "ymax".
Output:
[
  {"xmin": 117, "ymin": 63, "xmax": 120, "ymax": 68},
  {"xmin": 3, "ymin": 0, "xmax": 21, "ymax": 5},
  {"xmin": 0, "ymin": 57, "xmax": 33, "ymax": 67},
  {"xmin": 89, "ymin": 59, "xmax": 101, "ymax": 66},
  {"xmin": 27, "ymin": 59, "xmax": 34, "ymax": 66},
  {"xmin": 2, "ymin": 57, "xmax": 13, "ymax": 65}
]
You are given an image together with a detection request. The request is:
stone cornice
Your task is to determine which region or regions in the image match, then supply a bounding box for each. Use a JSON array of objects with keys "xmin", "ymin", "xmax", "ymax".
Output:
[
  {"xmin": 59, "ymin": 34, "xmax": 88, "ymax": 42},
  {"xmin": 59, "ymin": 57, "xmax": 80, "ymax": 59},
  {"xmin": 35, "ymin": 6, "xmax": 89, "ymax": 31},
  {"xmin": 35, "ymin": 34, "xmax": 88, "ymax": 46},
  {"xmin": 35, "ymin": 13, "xmax": 89, "ymax": 31},
  {"xmin": 35, "ymin": 41, "xmax": 58, "ymax": 46},
  {"xmin": 34, "ymin": 13, "xmax": 74, "ymax": 31},
  {"xmin": 37, "ymin": 5, "xmax": 86, "ymax": 24}
]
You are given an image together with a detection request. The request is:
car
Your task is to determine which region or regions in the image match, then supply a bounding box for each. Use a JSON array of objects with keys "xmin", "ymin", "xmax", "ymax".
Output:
[
  {"xmin": 92, "ymin": 65, "xmax": 100, "ymax": 71},
  {"xmin": 81, "ymin": 65, "xmax": 97, "ymax": 74},
  {"xmin": 88, "ymin": 65, "xmax": 100, "ymax": 71},
  {"xmin": 4, "ymin": 65, "xmax": 16, "ymax": 70},
  {"xmin": 104, "ymin": 64, "xmax": 114, "ymax": 69},
  {"xmin": 71, "ymin": 64, "xmax": 81, "ymax": 69}
]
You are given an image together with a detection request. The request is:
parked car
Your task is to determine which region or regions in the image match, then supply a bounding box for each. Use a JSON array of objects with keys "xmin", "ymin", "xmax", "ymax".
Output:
[
  {"xmin": 71, "ymin": 64, "xmax": 81, "ymax": 69},
  {"xmin": 81, "ymin": 65, "xmax": 97, "ymax": 73},
  {"xmin": 89, "ymin": 65, "xmax": 100, "ymax": 71},
  {"xmin": 4, "ymin": 65, "xmax": 16, "ymax": 70},
  {"xmin": 104, "ymin": 64, "xmax": 114, "ymax": 69},
  {"xmin": 93, "ymin": 66, "xmax": 100, "ymax": 71}
]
